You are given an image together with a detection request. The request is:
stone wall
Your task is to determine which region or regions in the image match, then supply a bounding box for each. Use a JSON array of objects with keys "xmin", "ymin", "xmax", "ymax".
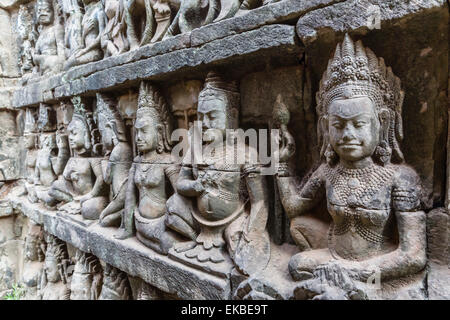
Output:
[{"xmin": 0, "ymin": 0, "xmax": 448, "ymax": 300}]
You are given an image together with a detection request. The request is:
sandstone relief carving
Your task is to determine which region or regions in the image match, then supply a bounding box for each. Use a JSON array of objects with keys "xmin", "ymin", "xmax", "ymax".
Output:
[
  {"xmin": 33, "ymin": 0, "xmax": 65, "ymax": 75},
  {"xmin": 17, "ymin": 5, "xmax": 35, "ymax": 81},
  {"xmin": 23, "ymin": 108, "xmax": 39, "ymax": 203},
  {"xmin": 70, "ymin": 250, "xmax": 103, "ymax": 300},
  {"xmin": 275, "ymin": 35, "xmax": 426, "ymax": 300},
  {"xmin": 47, "ymin": 96, "xmax": 108, "ymax": 219},
  {"xmin": 101, "ymin": 0, "xmax": 129, "ymax": 56},
  {"xmin": 164, "ymin": 0, "xmax": 219, "ymax": 38},
  {"xmin": 0, "ymin": 0, "xmax": 447, "ymax": 302},
  {"xmin": 96, "ymin": 93, "xmax": 132, "ymax": 227},
  {"xmin": 61, "ymin": 0, "xmax": 83, "ymax": 61},
  {"xmin": 33, "ymin": 104, "xmax": 70, "ymax": 205},
  {"xmin": 99, "ymin": 264, "xmax": 131, "ymax": 300},
  {"xmin": 115, "ymin": 81, "xmax": 184, "ymax": 255},
  {"xmin": 63, "ymin": 0, "xmax": 107, "ymax": 69},
  {"xmin": 125, "ymin": 0, "xmax": 178, "ymax": 50},
  {"xmin": 38, "ymin": 234, "xmax": 71, "ymax": 300},
  {"xmin": 166, "ymin": 72, "xmax": 270, "ymax": 277},
  {"xmin": 21, "ymin": 221, "xmax": 46, "ymax": 300}
]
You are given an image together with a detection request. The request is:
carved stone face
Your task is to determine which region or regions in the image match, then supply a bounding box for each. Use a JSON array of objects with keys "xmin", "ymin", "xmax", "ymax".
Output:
[
  {"xmin": 37, "ymin": 2, "xmax": 54, "ymax": 25},
  {"xmin": 135, "ymin": 117, "xmax": 158, "ymax": 153},
  {"xmin": 68, "ymin": 118, "xmax": 87, "ymax": 151},
  {"xmin": 197, "ymin": 96, "xmax": 228, "ymax": 143},
  {"xmin": 45, "ymin": 257, "xmax": 60, "ymax": 283},
  {"xmin": 328, "ymin": 96, "xmax": 380, "ymax": 162}
]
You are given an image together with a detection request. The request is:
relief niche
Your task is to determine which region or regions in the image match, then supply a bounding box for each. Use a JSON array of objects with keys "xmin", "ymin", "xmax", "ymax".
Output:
[{"xmin": 275, "ymin": 35, "xmax": 426, "ymax": 300}]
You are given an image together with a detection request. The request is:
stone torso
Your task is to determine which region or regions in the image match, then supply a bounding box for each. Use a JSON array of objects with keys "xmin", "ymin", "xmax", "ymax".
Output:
[
  {"xmin": 108, "ymin": 143, "xmax": 132, "ymax": 196},
  {"xmin": 82, "ymin": 4, "xmax": 102, "ymax": 47},
  {"xmin": 26, "ymin": 149, "xmax": 37, "ymax": 182},
  {"xmin": 35, "ymin": 27, "xmax": 58, "ymax": 56},
  {"xmin": 135, "ymin": 155, "xmax": 171, "ymax": 219},
  {"xmin": 36, "ymin": 147, "xmax": 57, "ymax": 186},
  {"xmin": 303, "ymin": 163, "xmax": 420, "ymax": 261},
  {"xmin": 189, "ymin": 145, "xmax": 246, "ymax": 222},
  {"xmin": 63, "ymin": 157, "xmax": 95, "ymax": 195}
]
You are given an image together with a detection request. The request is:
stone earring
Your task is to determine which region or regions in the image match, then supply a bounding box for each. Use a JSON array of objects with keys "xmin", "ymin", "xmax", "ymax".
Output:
[
  {"xmin": 324, "ymin": 144, "xmax": 338, "ymax": 166},
  {"xmin": 374, "ymin": 140, "xmax": 392, "ymax": 166}
]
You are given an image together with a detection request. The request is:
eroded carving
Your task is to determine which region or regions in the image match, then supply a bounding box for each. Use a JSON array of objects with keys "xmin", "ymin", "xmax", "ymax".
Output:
[
  {"xmin": 275, "ymin": 35, "xmax": 426, "ymax": 299},
  {"xmin": 61, "ymin": 0, "xmax": 84, "ymax": 60},
  {"xmin": 70, "ymin": 250, "xmax": 103, "ymax": 300},
  {"xmin": 38, "ymin": 234, "xmax": 71, "ymax": 300},
  {"xmin": 21, "ymin": 221, "xmax": 46, "ymax": 300},
  {"xmin": 101, "ymin": 0, "xmax": 129, "ymax": 56},
  {"xmin": 34, "ymin": 104, "xmax": 70, "ymax": 205},
  {"xmin": 33, "ymin": 0, "xmax": 65, "ymax": 75},
  {"xmin": 24, "ymin": 108, "xmax": 39, "ymax": 203},
  {"xmin": 17, "ymin": 5, "xmax": 35, "ymax": 80},
  {"xmin": 64, "ymin": 0, "xmax": 107, "ymax": 69},
  {"xmin": 164, "ymin": 0, "xmax": 219, "ymax": 38},
  {"xmin": 125, "ymin": 0, "xmax": 178, "ymax": 50},
  {"xmin": 99, "ymin": 264, "xmax": 131, "ymax": 300}
]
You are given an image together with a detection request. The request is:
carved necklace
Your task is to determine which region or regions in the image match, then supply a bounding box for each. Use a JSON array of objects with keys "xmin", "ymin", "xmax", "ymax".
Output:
[{"xmin": 324, "ymin": 163, "xmax": 394, "ymax": 245}]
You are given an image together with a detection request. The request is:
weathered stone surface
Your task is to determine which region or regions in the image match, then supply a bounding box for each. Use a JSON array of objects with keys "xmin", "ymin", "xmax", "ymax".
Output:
[
  {"xmin": 0, "ymin": 109, "xmax": 23, "ymax": 181},
  {"xmin": 0, "ymin": 0, "xmax": 448, "ymax": 302},
  {"xmin": 14, "ymin": 24, "xmax": 300, "ymax": 108},
  {"xmin": 296, "ymin": 0, "xmax": 446, "ymax": 45},
  {"xmin": 10, "ymin": 195, "xmax": 231, "ymax": 299},
  {"xmin": 190, "ymin": 0, "xmax": 344, "ymax": 47}
]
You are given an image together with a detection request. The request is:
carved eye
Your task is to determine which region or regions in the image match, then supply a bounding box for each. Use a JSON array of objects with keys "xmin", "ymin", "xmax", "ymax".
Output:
[
  {"xmin": 354, "ymin": 121, "xmax": 367, "ymax": 128},
  {"xmin": 332, "ymin": 122, "xmax": 343, "ymax": 129}
]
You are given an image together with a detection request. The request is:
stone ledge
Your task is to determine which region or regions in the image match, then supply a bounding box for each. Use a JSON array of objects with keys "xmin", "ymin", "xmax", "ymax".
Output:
[
  {"xmin": 9, "ymin": 194, "xmax": 231, "ymax": 299},
  {"xmin": 14, "ymin": 24, "xmax": 301, "ymax": 108},
  {"xmin": 189, "ymin": 0, "xmax": 344, "ymax": 47},
  {"xmin": 296, "ymin": 0, "xmax": 447, "ymax": 45}
]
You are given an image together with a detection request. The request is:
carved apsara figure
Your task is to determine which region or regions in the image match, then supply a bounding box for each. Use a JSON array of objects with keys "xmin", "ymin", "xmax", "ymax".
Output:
[
  {"xmin": 47, "ymin": 96, "xmax": 108, "ymax": 220},
  {"xmin": 101, "ymin": 0, "xmax": 129, "ymax": 56},
  {"xmin": 64, "ymin": 0, "xmax": 107, "ymax": 70},
  {"xmin": 166, "ymin": 72, "xmax": 270, "ymax": 276},
  {"xmin": 70, "ymin": 250, "xmax": 103, "ymax": 300},
  {"xmin": 21, "ymin": 221, "xmax": 46, "ymax": 300},
  {"xmin": 164, "ymin": 0, "xmax": 219, "ymax": 38},
  {"xmin": 99, "ymin": 264, "xmax": 131, "ymax": 300},
  {"xmin": 96, "ymin": 93, "xmax": 133, "ymax": 227},
  {"xmin": 275, "ymin": 35, "xmax": 426, "ymax": 299},
  {"xmin": 115, "ymin": 82, "xmax": 183, "ymax": 255},
  {"xmin": 32, "ymin": 0, "xmax": 65, "ymax": 75},
  {"xmin": 34, "ymin": 104, "xmax": 70, "ymax": 205},
  {"xmin": 38, "ymin": 235, "xmax": 71, "ymax": 300}
]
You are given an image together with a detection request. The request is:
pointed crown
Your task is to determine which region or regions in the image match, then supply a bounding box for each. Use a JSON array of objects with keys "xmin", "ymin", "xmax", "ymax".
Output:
[{"xmin": 316, "ymin": 34, "xmax": 404, "ymax": 117}]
